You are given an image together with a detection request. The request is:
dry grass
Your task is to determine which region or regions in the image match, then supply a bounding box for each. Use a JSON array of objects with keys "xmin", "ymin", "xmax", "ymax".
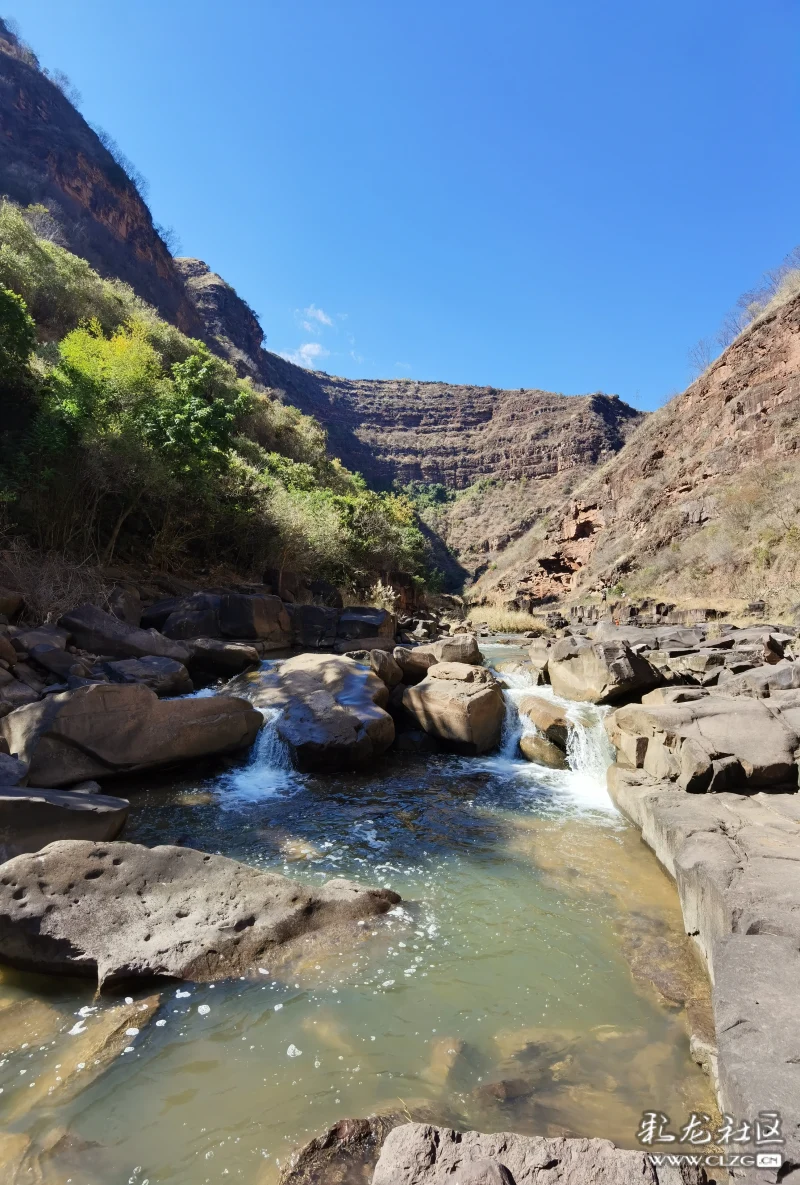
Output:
[
  {"xmin": 466, "ymin": 606, "xmax": 546, "ymax": 634},
  {"xmin": 0, "ymin": 539, "xmax": 110, "ymax": 624}
]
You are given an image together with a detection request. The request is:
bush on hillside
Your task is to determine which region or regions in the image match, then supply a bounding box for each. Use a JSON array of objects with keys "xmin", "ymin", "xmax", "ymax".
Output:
[{"xmin": 0, "ymin": 202, "xmax": 428, "ymax": 590}]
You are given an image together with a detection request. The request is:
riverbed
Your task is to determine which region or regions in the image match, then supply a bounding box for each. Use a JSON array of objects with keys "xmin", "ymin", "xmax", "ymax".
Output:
[{"xmin": 0, "ymin": 643, "xmax": 717, "ymax": 1184}]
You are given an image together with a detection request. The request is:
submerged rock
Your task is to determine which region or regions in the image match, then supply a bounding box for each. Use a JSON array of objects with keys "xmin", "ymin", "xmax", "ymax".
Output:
[
  {"xmin": 279, "ymin": 1117, "xmax": 399, "ymax": 1185},
  {"xmin": 231, "ymin": 653, "xmax": 394, "ymax": 770},
  {"xmin": 5, "ymin": 993, "xmax": 160, "ymax": 1120},
  {"xmin": 0, "ymin": 786, "xmax": 128, "ymax": 860},
  {"xmin": 0, "ymin": 840, "xmax": 401, "ymax": 986},
  {"xmin": 371, "ymin": 1123, "xmax": 706, "ymax": 1184},
  {"xmin": 0, "ymin": 682, "xmax": 262, "ymax": 787}
]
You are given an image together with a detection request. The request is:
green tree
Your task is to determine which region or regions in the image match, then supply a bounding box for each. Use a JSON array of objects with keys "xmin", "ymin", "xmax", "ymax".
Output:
[{"xmin": 0, "ymin": 284, "xmax": 35, "ymax": 386}]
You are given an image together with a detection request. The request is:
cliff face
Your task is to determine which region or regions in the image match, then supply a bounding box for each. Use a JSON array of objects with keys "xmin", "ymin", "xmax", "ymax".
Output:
[
  {"xmin": 0, "ymin": 20, "xmax": 203, "ymax": 336},
  {"xmin": 473, "ymin": 289, "xmax": 800, "ymax": 607},
  {"xmin": 253, "ymin": 357, "xmax": 643, "ymax": 490},
  {"xmin": 0, "ymin": 21, "xmax": 646, "ymax": 589}
]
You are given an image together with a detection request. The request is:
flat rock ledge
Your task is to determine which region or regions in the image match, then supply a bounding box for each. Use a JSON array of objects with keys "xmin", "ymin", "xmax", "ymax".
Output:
[
  {"xmin": 285, "ymin": 1121, "xmax": 708, "ymax": 1185},
  {"xmin": 0, "ymin": 840, "xmax": 400, "ymax": 988},
  {"xmin": 608, "ymin": 765, "xmax": 800, "ymax": 1182}
]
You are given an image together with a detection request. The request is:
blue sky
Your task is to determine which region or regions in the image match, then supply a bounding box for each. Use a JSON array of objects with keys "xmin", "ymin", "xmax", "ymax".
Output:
[{"xmin": 7, "ymin": 0, "xmax": 799, "ymax": 409}]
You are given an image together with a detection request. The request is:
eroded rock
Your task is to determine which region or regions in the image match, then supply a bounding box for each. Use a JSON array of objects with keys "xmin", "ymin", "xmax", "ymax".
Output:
[
  {"xmin": 0, "ymin": 840, "xmax": 401, "ymax": 986},
  {"xmin": 606, "ymin": 694, "xmax": 800, "ymax": 791},
  {"xmin": 402, "ymin": 670, "xmax": 504, "ymax": 754},
  {"xmin": 0, "ymin": 683, "xmax": 262, "ymax": 786},
  {"xmin": 371, "ymin": 1123, "xmax": 704, "ymax": 1185},
  {"xmin": 59, "ymin": 603, "xmax": 191, "ymax": 662},
  {"xmin": 548, "ymin": 638, "xmax": 661, "ymax": 704},
  {"xmin": 229, "ymin": 653, "xmax": 394, "ymax": 770}
]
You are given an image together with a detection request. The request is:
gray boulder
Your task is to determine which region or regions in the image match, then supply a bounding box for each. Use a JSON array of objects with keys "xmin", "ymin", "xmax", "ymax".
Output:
[
  {"xmin": 0, "ymin": 787, "xmax": 128, "ymax": 861},
  {"xmin": 101, "ymin": 655, "xmax": 193, "ymax": 696},
  {"xmin": 347, "ymin": 649, "xmax": 404, "ymax": 689},
  {"xmin": 402, "ymin": 669, "xmax": 504, "ymax": 754},
  {"xmin": 159, "ymin": 592, "xmax": 292, "ymax": 647},
  {"xmin": 28, "ymin": 644, "xmax": 91, "ymax": 680},
  {"xmin": 715, "ymin": 659, "xmax": 800, "ymax": 697},
  {"xmin": 59, "ymin": 603, "xmax": 191, "ymax": 662},
  {"xmin": 606, "ymin": 694, "xmax": 800, "ymax": 791},
  {"xmin": 0, "ymin": 679, "xmax": 39, "ymax": 709},
  {"xmin": 336, "ymin": 607, "xmax": 396, "ymax": 641},
  {"xmin": 372, "ymin": 1123, "xmax": 703, "ymax": 1185},
  {"xmin": 548, "ymin": 637, "xmax": 662, "ymax": 703},
  {"xmin": 0, "ymin": 683, "xmax": 262, "ymax": 787},
  {"xmin": 229, "ymin": 653, "xmax": 395, "ymax": 771},
  {"xmin": 289, "ymin": 604, "xmax": 339, "ymax": 649},
  {"xmin": 0, "ymin": 839, "xmax": 400, "ymax": 987},
  {"xmin": 187, "ymin": 637, "xmax": 260, "ymax": 677}
]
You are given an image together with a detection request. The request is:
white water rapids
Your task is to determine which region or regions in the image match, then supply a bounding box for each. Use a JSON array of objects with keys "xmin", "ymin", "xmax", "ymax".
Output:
[{"xmin": 218, "ymin": 644, "xmax": 618, "ymax": 815}]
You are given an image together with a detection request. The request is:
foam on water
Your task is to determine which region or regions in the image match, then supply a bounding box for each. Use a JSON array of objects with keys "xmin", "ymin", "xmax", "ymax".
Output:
[
  {"xmin": 481, "ymin": 651, "xmax": 618, "ymax": 815},
  {"xmin": 219, "ymin": 707, "xmax": 296, "ymax": 804}
]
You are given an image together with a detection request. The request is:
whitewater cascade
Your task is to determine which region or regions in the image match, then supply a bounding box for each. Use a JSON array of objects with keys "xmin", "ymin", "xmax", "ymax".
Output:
[{"xmin": 486, "ymin": 661, "xmax": 617, "ymax": 813}]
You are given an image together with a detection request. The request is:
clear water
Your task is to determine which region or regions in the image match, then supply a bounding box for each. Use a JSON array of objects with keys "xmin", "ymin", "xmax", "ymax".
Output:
[{"xmin": 0, "ymin": 643, "xmax": 716, "ymax": 1184}]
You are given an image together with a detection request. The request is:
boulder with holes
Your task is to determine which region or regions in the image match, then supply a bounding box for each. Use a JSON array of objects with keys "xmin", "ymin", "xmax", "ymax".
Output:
[{"xmin": 0, "ymin": 840, "xmax": 401, "ymax": 987}]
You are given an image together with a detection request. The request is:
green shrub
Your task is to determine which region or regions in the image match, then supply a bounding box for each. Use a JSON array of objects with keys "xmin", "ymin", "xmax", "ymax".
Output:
[{"xmin": 0, "ymin": 202, "xmax": 430, "ymax": 588}]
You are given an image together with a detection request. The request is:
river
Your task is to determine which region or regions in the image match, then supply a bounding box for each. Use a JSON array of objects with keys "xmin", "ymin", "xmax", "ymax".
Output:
[{"xmin": 0, "ymin": 642, "xmax": 717, "ymax": 1184}]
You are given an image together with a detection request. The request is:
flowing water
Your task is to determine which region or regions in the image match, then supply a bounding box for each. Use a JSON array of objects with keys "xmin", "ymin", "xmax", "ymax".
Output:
[{"xmin": 0, "ymin": 643, "xmax": 717, "ymax": 1183}]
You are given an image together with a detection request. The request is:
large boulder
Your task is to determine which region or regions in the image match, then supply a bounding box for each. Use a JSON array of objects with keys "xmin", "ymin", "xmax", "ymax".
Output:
[
  {"xmin": 0, "ymin": 787, "xmax": 129, "ymax": 861},
  {"xmin": 186, "ymin": 637, "xmax": 260, "ymax": 678},
  {"xmin": 347, "ymin": 649, "xmax": 404, "ymax": 689},
  {"xmin": 402, "ymin": 670, "xmax": 504, "ymax": 754},
  {"xmin": 0, "ymin": 683, "xmax": 262, "ymax": 787},
  {"xmin": 229, "ymin": 653, "xmax": 394, "ymax": 771},
  {"xmin": 289, "ymin": 604, "xmax": 339, "ymax": 649},
  {"xmin": 372, "ymin": 1123, "xmax": 702, "ymax": 1185},
  {"xmin": 100, "ymin": 655, "xmax": 193, "ymax": 696},
  {"xmin": 548, "ymin": 637, "xmax": 662, "ymax": 703},
  {"xmin": 0, "ymin": 840, "xmax": 401, "ymax": 987},
  {"xmin": 337, "ymin": 607, "xmax": 396, "ymax": 642},
  {"xmin": 59, "ymin": 603, "xmax": 191, "ymax": 662},
  {"xmin": 159, "ymin": 592, "xmax": 292, "ymax": 647},
  {"xmin": 606, "ymin": 693, "xmax": 800, "ymax": 792}
]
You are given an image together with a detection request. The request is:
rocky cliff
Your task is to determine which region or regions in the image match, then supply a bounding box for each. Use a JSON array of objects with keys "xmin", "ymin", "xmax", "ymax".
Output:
[
  {"xmin": 0, "ymin": 20, "xmax": 203, "ymax": 336},
  {"xmin": 474, "ymin": 287, "xmax": 800, "ymax": 610},
  {"xmin": 0, "ymin": 20, "xmax": 663, "ymax": 594}
]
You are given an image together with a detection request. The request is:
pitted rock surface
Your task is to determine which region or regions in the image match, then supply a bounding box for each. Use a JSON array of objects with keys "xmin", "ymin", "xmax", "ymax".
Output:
[{"xmin": 0, "ymin": 840, "xmax": 401, "ymax": 987}]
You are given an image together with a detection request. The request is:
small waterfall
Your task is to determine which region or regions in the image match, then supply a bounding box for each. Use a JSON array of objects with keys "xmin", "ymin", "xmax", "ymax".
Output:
[
  {"xmin": 485, "ymin": 657, "xmax": 617, "ymax": 814},
  {"xmin": 221, "ymin": 708, "xmax": 295, "ymax": 804}
]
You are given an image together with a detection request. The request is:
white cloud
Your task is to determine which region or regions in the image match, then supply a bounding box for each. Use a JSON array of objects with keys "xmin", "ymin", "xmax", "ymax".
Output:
[
  {"xmin": 303, "ymin": 303, "xmax": 333, "ymax": 328},
  {"xmin": 279, "ymin": 342, "xmax": 330, "ymax": 369}
]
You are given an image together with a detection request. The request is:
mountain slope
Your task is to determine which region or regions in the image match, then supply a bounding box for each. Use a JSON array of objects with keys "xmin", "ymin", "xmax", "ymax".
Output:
[
  {"xmin": 0, "ymin": 20, "xmax": 203, "ymax": 336},
  {"xmin": 472, "ymin": 287, "xmax": 800, "ymax": 612}
]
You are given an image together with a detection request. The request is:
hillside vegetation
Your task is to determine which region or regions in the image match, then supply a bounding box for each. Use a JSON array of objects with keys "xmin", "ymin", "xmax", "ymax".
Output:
[{"xmin": 0, "ymin": 202, "xmax": 425, "ymax": 592}]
